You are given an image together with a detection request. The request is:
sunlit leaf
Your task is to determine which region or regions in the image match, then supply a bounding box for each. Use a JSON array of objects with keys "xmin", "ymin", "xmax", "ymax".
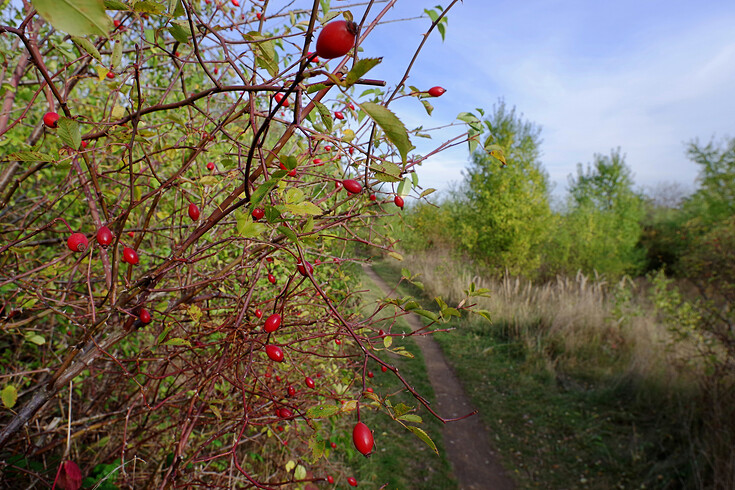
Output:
[{"xmin": 33, "ymin": 0, "xmax": 111, "ymax": 37}]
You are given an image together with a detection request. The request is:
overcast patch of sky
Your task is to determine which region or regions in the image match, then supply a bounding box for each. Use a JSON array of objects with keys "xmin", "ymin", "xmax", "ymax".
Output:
[{"xmin": 354, "ymin": 1, "xmax": 735, "ymax": 198}]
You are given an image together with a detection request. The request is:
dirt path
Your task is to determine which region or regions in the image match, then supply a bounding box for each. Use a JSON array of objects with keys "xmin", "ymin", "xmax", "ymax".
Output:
[{"xmin": 362, "ymin": 265, "xmax": 515, "ymax": 490}]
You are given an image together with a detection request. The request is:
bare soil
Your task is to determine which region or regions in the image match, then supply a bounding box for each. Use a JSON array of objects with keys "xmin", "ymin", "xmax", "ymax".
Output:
[{"xmin": 362, "ymin": 265, "xmax": 515, "ymax": 490}]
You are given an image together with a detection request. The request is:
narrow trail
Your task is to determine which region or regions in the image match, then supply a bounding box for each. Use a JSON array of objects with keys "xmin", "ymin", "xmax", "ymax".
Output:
[{"xmin": 362, "ymin": 265, "xmax": 515, "ymax": 490}]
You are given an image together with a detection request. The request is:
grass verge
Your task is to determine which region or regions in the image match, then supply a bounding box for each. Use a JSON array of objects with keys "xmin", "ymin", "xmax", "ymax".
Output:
[{"xmin": 371, "ymin": 258, "xmax": 700, "ymax": 489}]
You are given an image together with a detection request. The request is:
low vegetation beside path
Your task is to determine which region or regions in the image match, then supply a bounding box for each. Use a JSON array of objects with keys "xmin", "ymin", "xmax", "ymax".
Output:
[{"xmin": 371, "ymin": 252, "xmax": 731, "ymax": 489}]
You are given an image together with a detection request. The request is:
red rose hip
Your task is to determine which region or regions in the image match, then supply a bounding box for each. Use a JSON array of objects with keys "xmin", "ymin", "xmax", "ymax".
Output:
[
  {"xmin": 342, "ymin": 179, "xmax": 362, "ymax": 194},
  {"xmin": 428, "ymin": 86, "xmax": 446, "ymax": 97},
  {"xmin": 67, "ymin": 233, "xmax": 88, "ymax": 253},
  {"xmin": 122, "ymin": 247, "xmax": 139, "ymax": 265},
  {"xmin": 264, "ymin": 313, "xmax": 281, "ymax": 333},
  {"xmin": 188, "ymin": 203, "xmax": 200, "ymax": 221},
  {"xmin": 266, "ymin": 344, "xmax": 284, "ymax": 362},
  {"xmin": 43, "ymin": 112, "xmax": 59, "ymax": 128},
  {"xmin": 353, "ymin": 421, "xmax": 374, "ymax": 456},
  {"xmin": 315, "ymin": 20, "xmax": 357, "ymax": 59},
  {"xmin": 96, "ymin": 226, "xmax": 113, "ymax": 247},
  {"xmin": 394, "ymin": 195, "xmax": 404, "ymax": 209}
]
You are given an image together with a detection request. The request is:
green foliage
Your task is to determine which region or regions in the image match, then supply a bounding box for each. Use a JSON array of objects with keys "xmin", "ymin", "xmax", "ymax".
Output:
[
  {"xmin": 683, "ymin": 136, "xmax": 735, "ymax": 227},
  {"xmin": 546, "ymin": 149, "xmax": 645, "ymax": 277},
  {"xmin": 450, "ymin": 101, "xmax": 552, "ymax": 275}
]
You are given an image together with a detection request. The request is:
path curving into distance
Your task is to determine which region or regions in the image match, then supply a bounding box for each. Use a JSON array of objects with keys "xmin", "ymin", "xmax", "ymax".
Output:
[{"xmin": 362, "ymin": 265, "xmax": 515, "ymax": 490}]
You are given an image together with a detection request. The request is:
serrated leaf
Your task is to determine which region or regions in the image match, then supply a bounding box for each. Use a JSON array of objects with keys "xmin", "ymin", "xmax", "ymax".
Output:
[
  {"xmin": 360, "ymin": 102, "xmax": 412, "ymax": 163},
  {"xmin": 398, "ymin": 414, "xmax": 422, "ymax": 423},
  {"xmin": 132, "ymin": 0, "xmax": 164, "ymax": 14},
  {"xmin": 33, "ymin": 0, "xmax": 111, "ymax": 37},
  {"xmin": 420, "ymin": 188, "xmax": 436, "ymax": 198},
  {"xmin": 387, "ymin": 251, "xmax": 403, "ymax": 261},
  {"xmin": 441, "ymin": 307, "xmax": 461, "ymax": 318},
  {"xmin": 407, "ymin": 426, "xmax": 438, "ymax": 455},
  {"xmin": 413, "ymin": 309, "xmax": 437, "ymax": 322},
  {"xmin": 277, "ymin": 225, "xmax": 298, "ymax": 243},
  {"xmin": 314, "ymin": 101, "xmax": 332, "ymax": 132},
  {"xmin": 250, "ymin": 175, "xmax": 281, "ymax": 207},
  {"xmin": 294, "ymin": 465, "xmax": 306, "ymax": 480},
  {"xmin": 374, "ymin": 171, "xmax": 403, "ymax": 183},
  {"xmin": 282, "ymin": 202, "xmax": 322, "ymax": 216},
  {"xmin": 392, "ymin": 347, "xmax": 414, "ymax": 358},
  {"xmin": 472, "ymin": 309, "xmax": 492, "ymax": 322},
  {"xmin": 340, "ymin": 400, "xmax": 357, "ymax": 412},
  {"xmin": 420, "ymin": 99, "xmax": 434, "ymax": 116},
  {"xmin": 306, "ymin": 404, "xmax": 340, "ymax": 419},
  {"xmin": 168, "ymin": 23, "xmax": 189, "ymax": 44},
  {"xmin": 71, "ymin": 36, "xmax": 102, "ymax": 62},
  {"xmin": 104, "ymin": 0, "xmax": 129, "ymax": 9},
  {"xmin": 1, "ymin": 385, "xmax": 18, "ymax": 409},
  {"xmin": 236, "ymin": 214, "xmax": 266, "ymax": 238},
  {"xmin": 163, "ymin": 337, "xmax": 191, "ymax": 347},
  {"xmin": 344, "ymin": 57, "xmax": 381, "ymax": 87},
  {"xmin": 198, "ymin": 176, "xmax": 219, "ymax": 186},
  {"xmin": 394, "ymin": 402, "xmax": 410, "ymax": 417},
  {"xmin": 374, "ymin": 161, "xmax": 401, "ymax": 178},
  {"xmin": 111, "ymin": 40, "xmax": 122, "ymax": 68},
  {"xmin": 383, "ymin": 336, "xmax": 392, "ymax": 348},
  {"xmin": 8, "ymin": 151, "xmax": 54, "ymax": 163},
  {"xmin": 57, "ymin": 118, "xmax": 82, "ymax": 150}
]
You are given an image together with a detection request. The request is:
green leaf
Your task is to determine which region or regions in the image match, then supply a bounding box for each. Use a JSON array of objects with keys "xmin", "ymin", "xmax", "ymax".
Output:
[
  {"xmin": 8, "ymin": 151, "xmax": 54, "ymax": 163},
  {"xmin": 394, "ymin": 402, "xmax": 411, "ymax": 417},
  {"xmin": 314, "ymin": 101, "xmax": 332, "ymax": 133},
  {"xmin": 294, "ymin": 465, "xmax": 306, "ymax": 480},
  {"xmin": 387, "ymin": 251, "xmax": 403, "ymax": 261},
  {"xmin": 472, "ymin": 309, "xmax": 492, "ymax": 323},
  {"xmin": 407, "ymin": 426, "xmax": 438, "ymax": 455},
  {"xmin": 277, "ymin": 225, "xmax": 298, "ymax": 243},
  {"xmin": 236, "ymin": 213, "xmax": 267, "ymax": 237},
  {"xmin": 33, "ymin": 0, "xmax": 111, "ymax": 37},
  {"xmin": 420, "ymin": 99, "xmax": 434, "ymax": 116},
  {"xmin": 398, "ymin": 414, "xmax": 422, "ymax": 423},
  {"xmin": 383, "ymin": 336, "xmax": 392, "ymax": 348},
  {"xmin": 198, "ymin": 176, "xmax": 219, "ymax": 186},
  {"xmin": 250, "ymin": 173, "xmax": 283, "ymax": 207},
  {"xmin": 1, "ymin": 385, "xmax": 18, "ymax": 409},
  {"xmin": 104, "ymin": 0, "xmax": 129, "ymax": 9},
  {"xmin": 71, "ymin": 36, "xmax": 102, "ymax": 62},
  {"xmin": 26, "ymin": 334, "xmax": 46, "ymax": 345},
  {"xmin": 419, "ymin": 188, "xmax": 436, "ymax": 198},
  {"xmin": 57, "ymin": 117, "xmax": 82, "ymax": 150},
  {"xmin": 156, "ymin": 325, "xmax": 172, "ymax": 345},
  {"xmin": 360, "ymin": 102, "xmax": 412, "ymax": 163},
  {"xmin": 282, "ymin": 202, "xmax": 322, "ymax": 216},
  {"xmin": 110, "ymin": 40, "xmax": 122, "ymax": 68},
  {"xmin": 132, "ymin": 0, "xmax": 165, "ymax": 14},
  {"xmin": 397, "ymin": 176, "xmax": 412, "ymax": 197},
  {"xmin": 168, "ymin": 23, "xmax": 190, "ymax": 44},
  {"xmin": 344, "ymin": 57, "xmax": 381, "ymax": 87},
  {"xmin": 163, "ymin": 337, "xmax": 191, "ymax": 347},
  {"xmin": 413, "ymin": 309, "xmax": 437, "ymax": 322},
  {"xmin": 306, "ymin": 404, "xmax": 340, "ymax": 419}
]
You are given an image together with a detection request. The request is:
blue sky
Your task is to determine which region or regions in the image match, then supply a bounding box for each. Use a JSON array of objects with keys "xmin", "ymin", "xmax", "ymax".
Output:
[{"xmin": 352, "ymin": 1, "xmax": 735, "ymax": 198}]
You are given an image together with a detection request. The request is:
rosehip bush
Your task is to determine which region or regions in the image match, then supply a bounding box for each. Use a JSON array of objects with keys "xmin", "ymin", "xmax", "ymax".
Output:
[{"xmin": 0, "ymin": 1, "xmax": 485, "ymax": 488}]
